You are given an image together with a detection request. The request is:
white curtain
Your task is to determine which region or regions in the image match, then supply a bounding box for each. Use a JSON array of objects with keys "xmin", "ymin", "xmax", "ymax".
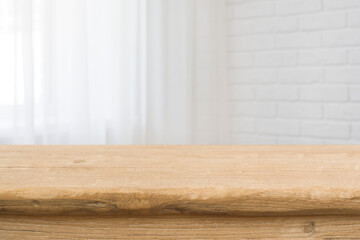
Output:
[{"xmin": 0, "ymin": 0, "xmax": 226, "ymax": 144}]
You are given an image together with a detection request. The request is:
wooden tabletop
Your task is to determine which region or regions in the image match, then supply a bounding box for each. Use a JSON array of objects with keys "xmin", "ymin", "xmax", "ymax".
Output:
[{"xmin": 1, "ymin": 145, "xmax": 360, "ymax": 216}]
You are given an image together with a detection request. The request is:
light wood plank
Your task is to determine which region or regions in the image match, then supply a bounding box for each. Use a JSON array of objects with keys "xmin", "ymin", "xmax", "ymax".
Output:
[
  {"xmin": 1, "ymin": 146, "xmax": 360, "ymax": 216},
  {"xmin": 1, "ymin": 215, "xmax": 360, "ymax": 239}
]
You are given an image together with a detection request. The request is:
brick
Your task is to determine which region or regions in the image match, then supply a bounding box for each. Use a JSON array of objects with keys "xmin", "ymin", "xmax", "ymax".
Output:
[
  {"xmin": 229, "ymin": 85, "xmax": 254, "ymax": 100},
  {"xmin": 322, "ymin": 139, "xmax": 359, "ymax": 144},
  {"xmin": 300, "ymin": 86, "xmax": 348, "ymax": 102},
  {"xmin": 325, "ymin": 104, "xmax": 360, "ymax": 120},
  {"xmin": 254, "ymin": 51, "xmax": 297, "ymax": 67},
  {"xmin": 230, "ymin": 133, "xmax": 278, "ymax": 144},
  {"xmin": 349, "ymin": 10, "xmax": 360, "ymax": 27},
  {"xmin": 228, "ymin": 20, "xmax": 252, "ymax": 35},
  {"xmin": 278, "ymin": 137, "xmax": 323, "ymax": 144},
  {"xmin": 349, "ymin": 49, "xmax": 360, "ymax": 64},
  {"xmin": 230, "ymin": 102, "xmax": 276, "ymax": 117},
  {"xmin": 302, "ymin": 121, "xmax": 350, "ymax": 138},
  {"xmin": 299, "ymin": 12, "xmax": 346, "ymax": 30},
  {"xmin": 228, "ymin": 52, "xmax": 253, "ymax": 68},
  {"xmin": 276, "ymin": 32, "xmax": 322, "ymax": 49},
  {"xmin": 228, "ymin": 16, "xmax": 297, "ymax": 35},
  {"xmin": 229, "ymin": 1, "xmax": 275, "ymax": 19},
  {"xmin": 255, "ymin": 86, "xmax": 298, "ymax": 101},
  {"xmin": 325, "ymin": 0, "xmax": 360, "ymax": 9},
  {"xmin": 277, "ymin": 0, "xmax": 322, "ymax": 15},
  {"xmin": 350, "ymin": 86, "xmax": 360, "ymax": 101},
  {"xmin": 353, "ymin": 124, "xmax": 360, "ymax": 140},
  {"xmin": 324, "ymin": 30, "xmax": 360, "ymax": 47},
  {"xmin": 229, "ymin": 69, "xmax": 278, "ymax": 83},
  {"xmin": 325, "ymin": 67, "xmax": 360, "ymax": 83},
  {"xmin": 277, "ymin": 16, "xmax": 298, "ymax": 32},
  {"xmin": 230, "ymin": 118, "xmax": 256, "ymax": 132},
  {"xmin": 229, "ymin": 35, "xmax": 275, "ymax": 51},
  {"xmin": 257, "ymin": 119, "xmax": 300, "ymax": 136},
  {"xmin": 228, "ymin": 19, "xmax": 256, "ymax": 35},
  {"xmin": 227, "ymin": 0, "xmax": 245, "ymax": 3},
  {"xmin": 273, "ymin": 16, "xmax": 299, "ymax": 33},
  {"xmin": 278, "ymin": 103, "xmax": 323, "ymax": 119},
  {"xmin": 277, "ymin": 68, "xmax": 323, "ymax": 83},
  {"xmin": 299, "ymin": 49, "xmax": 347, "ymax": 65}
]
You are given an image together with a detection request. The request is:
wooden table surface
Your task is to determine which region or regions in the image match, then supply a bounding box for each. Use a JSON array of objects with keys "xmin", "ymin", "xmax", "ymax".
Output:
[{"xmin": 1, "ymin": 145, "xmax": 360, "ymax": 239}]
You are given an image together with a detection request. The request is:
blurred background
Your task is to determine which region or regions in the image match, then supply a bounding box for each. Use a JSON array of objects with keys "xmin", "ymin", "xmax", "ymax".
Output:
[{"xmin": 0, "ymin": 0, "xmax": 359, "ymax": 144}]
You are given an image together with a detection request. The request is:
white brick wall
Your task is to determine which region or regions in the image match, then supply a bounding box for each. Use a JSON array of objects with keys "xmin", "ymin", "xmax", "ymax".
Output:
[
  {"xmin": 227, "ymin": 0, "xmax": 360, "ymax": 144},
  {"xmin": 277, "ymin": 0, "xmax": 322, "ymax": 15}
]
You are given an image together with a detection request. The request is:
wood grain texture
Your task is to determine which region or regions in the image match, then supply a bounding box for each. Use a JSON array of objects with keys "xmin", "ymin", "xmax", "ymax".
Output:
[
  {"xmin": 1, "ymin": 215, "xmax": 360, "ymax": 239},
  {"xmin": 1, "ymin": 145, "xmax": 360, "ymax": 216}
]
